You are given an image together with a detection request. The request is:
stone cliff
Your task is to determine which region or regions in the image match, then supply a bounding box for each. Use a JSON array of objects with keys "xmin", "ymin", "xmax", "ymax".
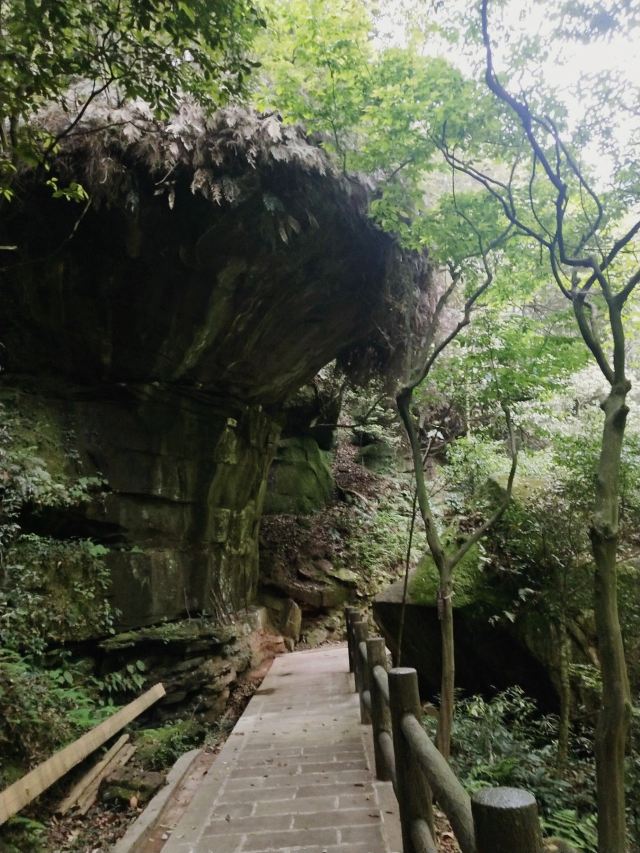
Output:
[{"xmin": 1, "ymin": 104, "xmax": 430, "ymax": 630}]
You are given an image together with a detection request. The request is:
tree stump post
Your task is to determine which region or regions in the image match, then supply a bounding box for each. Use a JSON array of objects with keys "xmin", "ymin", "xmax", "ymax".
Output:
[
  {"xmin": 366, "ymin": 637, "xmax": 392, "ymax": 781},
  {"xmin": 353, "ymin": 620, "xmax": 370, "ymax": 724},
  {"xmin": 389, "ymin": 667, "xmax": 435, "ymax": 852},
  {"xmin": 472, "ymin": 787, "xmax": 543, "ymax": 853},
  {"xmin": 344, "ymin": 606, "xmax": 359, "ymax": 673}
]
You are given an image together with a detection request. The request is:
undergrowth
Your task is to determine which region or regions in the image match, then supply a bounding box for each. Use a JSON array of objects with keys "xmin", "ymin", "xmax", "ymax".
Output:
[
  {"xmin": 423, "ymin": 687, "xmax": 599, "ymax": 852},
  {"xmin": 0, "ymin": 403, "xmax": 119, "ymax": 788},
  {"xmin": 347, "ymin": 490, "xmax": 420, "ymax": 595}
]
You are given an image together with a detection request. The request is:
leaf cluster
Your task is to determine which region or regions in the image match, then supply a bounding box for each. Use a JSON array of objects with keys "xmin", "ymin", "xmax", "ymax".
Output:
[
  {"xmin": 424, "ymin": 686, "xmax": 597, "ymax": 839},
  {"xmin": 0, "ymin": 649, "xmax": 115, "ymax": 782},
  {"xmin": 255, "ymin": 0, "xmax": 502, "ymax": 252},
  {"xmin": 0, "ymin": 0, "xmax": 266, "ymax": 196}
]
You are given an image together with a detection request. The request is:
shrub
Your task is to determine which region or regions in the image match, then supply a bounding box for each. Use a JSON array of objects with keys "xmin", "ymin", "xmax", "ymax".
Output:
[
  {"xmin": 424, "ymin": 687, "xmax": 598, "ymax": 849},
  {"xmin": 0, "ymin": 650, "xmax": 114, "ymax": 785}
]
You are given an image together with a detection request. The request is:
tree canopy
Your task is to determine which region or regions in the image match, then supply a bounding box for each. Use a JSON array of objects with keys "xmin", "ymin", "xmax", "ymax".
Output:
[{"xmin": 0, "ymin": 0, "xmax": 266, "ymax": 198}]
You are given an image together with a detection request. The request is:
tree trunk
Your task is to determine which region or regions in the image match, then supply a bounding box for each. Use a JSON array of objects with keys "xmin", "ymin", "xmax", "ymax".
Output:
[
  {"xmin": 591, "ymin": 385, "xmax": 632, "ymax": 853},
  {"xmin": 556, "ymin": 618, "xmax": 571, "ymax": 773},
  {"xmin": 436, "ymin": 586, "xmax": 455, "ymax": 760}
]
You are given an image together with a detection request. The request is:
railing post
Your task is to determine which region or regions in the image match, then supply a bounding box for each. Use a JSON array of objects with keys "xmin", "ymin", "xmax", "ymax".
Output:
[
  {"xmin": 472, "ymin": 787, "xmax": 543, "ymax": 853},
  {"xmin": 353, "ymin": 620, "xmax": 370, "ymax": 724},
  {"xmin": 366, "ymin": 637, "xmax": 392, "ymax": 781},
  {"xmin": 389, "ymin": 667, "xmax": 435, "ymax": 852},
  {"xmin": 344, "ymin": 606, "xmax": 359, "ymax": 673},
  {"xmin": 351, "ymin": 616, "xmax": 364, "ymax": 692}
]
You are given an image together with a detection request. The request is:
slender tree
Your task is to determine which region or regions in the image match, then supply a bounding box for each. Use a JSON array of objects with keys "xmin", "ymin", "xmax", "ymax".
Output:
[
  {"xmin": 433, "ymin": 1, "xmax": 640, "ymax": 845},
  {"xmin": 396, "ymin": 189, "xmax": 518, "ymax": 758}
]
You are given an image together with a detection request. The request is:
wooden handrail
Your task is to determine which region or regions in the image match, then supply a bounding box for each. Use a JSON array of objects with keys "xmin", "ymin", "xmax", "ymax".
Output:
[
  {"xmin": 401, "ymin": 713, "xmax": 475, "ymax": 853},
  {"xmin": 411, "ymin": 817, "xmax": 439, "ymax": 853},
  {"xmin": 373, "ymin": 664, "xmax": 390, "ymax": 706},
  {"xmin": 344, "ymin": 607, "xmax": 545, "ymax": 853},
  {"xmin": 353, "ymin": 621, "xmax": 370, "ymax": 724},
  {"xmin": 378, "ymin": 730, "xmax": 397, "ymax": 789}
]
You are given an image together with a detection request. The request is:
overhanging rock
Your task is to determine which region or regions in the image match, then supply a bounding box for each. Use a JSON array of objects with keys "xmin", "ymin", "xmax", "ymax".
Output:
[{"xmin": 1, "ymin": 104, "xmax": 431, "ymax": 628}]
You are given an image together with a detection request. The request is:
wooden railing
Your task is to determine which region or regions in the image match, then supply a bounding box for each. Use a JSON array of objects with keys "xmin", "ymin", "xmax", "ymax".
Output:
[{"xmin": 345, "ymin": 606, "xmax": 547, "ymax": 853}]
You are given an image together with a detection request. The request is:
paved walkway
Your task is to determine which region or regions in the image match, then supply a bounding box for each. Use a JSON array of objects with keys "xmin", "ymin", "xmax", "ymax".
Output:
[{"xmin": 163, "ymin": 645, "xmax": 400, "ymax": 853}]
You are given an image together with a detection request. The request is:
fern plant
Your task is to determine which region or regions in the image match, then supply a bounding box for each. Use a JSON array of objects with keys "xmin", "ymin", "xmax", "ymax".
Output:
[{"xmin": 542, "ymin": 810, "xmax": 598, "ymax": 853}]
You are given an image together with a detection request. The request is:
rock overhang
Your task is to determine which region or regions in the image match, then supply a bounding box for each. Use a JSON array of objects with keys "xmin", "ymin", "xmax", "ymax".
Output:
[
  {"xmin": 2, "ymin": 103, "xmax": 431, "ymax": 403},
  {"xmin": 0, "ymin": 102, "xmax": 432, "ymax": 627}
]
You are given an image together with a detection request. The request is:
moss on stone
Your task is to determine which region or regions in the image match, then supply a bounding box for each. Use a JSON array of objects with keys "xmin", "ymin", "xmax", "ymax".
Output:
[
  {"xmin": 355, "ymin": 441, "xmax": 395, "ymax": 473},
  {"xmin": 264, "ymin": 437, "xmax": 333, "ymax": 515},
  {"xmin": 135, "ymin": 719, "xmax": 204, "ymax": 770},
  {"xmin": 0, "ymin": 389, "xmax": 75, "ymax": 484},
  {"xmin": 100, "ymin": 619, "xmax": 236, "ymax": 652},
  {"xmin": 410, "ymin": 544, "xmax": 483, "ymax": 608}
]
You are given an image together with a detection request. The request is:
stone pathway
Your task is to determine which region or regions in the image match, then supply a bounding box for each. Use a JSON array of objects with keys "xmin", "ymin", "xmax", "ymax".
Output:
[{"xmin": 162, "ymin": 644, "xmax": 401, "ymax": 853}]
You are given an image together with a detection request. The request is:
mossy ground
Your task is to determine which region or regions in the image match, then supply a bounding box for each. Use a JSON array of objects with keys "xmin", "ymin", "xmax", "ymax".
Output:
[
  {"xmin": 134, "ymin": 719, "xmax": 205, "ymax": 771},
  {"xmin": 409, "ymin": 542, "xmax": 506, "ymax": 612}
]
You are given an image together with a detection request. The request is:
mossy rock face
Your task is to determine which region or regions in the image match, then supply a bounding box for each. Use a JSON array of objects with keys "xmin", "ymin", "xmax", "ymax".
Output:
[
  {"xmin": 100, "ymin": 620, "xmax": 236, "ymax": 653},
  {"xmin": 1, "ymin": 386, "xmax": 281, "ymax": 629},
  {"xmin": 355, "ymin": 441, "xmax": 395, "ymax": 473},
  {"xmin": 374, "ymin": 577, "xmax": 558, "ymax": 710},
  {"xmin": 2, "ymin": 122, "xmax": 430, "ymax": 632},
  {"xmin": 96, "ymin": 613, "xmax": 259, "ymax": 720},
  {"xmin": 375, "ymin": 551, "xmax": 597, "ymax": 712},
  {"xmin": 409, "ymin": 544, "xmax": 486, "ymax": 609},
  {"xmin": 264, "ymin": 437, "xmax": 334, "ymax": 515}
]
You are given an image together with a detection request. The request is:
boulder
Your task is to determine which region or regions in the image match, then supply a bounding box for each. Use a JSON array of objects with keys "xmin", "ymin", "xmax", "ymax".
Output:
[
  {"xmin": 355, "ymin": 441, "xmax": 396, "ymax": 473},
  {"xmin": 374, "ymin": 573, "xmax": 558, "ymax": 710},
  {"xmin": 282, "ymin": 599, "xmax": 303, "ymax": 642},
  {"xmin": 101, "ymin": 766, "xmax": 166, "ymax": 806}
]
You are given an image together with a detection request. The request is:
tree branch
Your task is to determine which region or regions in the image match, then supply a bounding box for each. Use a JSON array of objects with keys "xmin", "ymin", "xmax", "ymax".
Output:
[
  {"xmin": 573, "ymin": 294, "xmax": 615, "ymax": 383},
  {"xmin": 449, "ymin": 402, "xmax": 518, "ymax": 568}
]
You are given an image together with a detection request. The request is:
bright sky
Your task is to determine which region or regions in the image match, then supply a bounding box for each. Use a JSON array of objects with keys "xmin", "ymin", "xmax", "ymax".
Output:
[
  {"xmin": 487, "ymin": 2, "xmax": 640, "ymax": 109},
  {"xmin": 376, "ymin": 0, "xmax": 640, "ymax": 181}
]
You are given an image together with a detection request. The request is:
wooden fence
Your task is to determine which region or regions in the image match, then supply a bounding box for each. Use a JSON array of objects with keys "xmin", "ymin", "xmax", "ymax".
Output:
[{"xmin": 345, "ymin": 606, "xmax": 546, "ymax": 853}]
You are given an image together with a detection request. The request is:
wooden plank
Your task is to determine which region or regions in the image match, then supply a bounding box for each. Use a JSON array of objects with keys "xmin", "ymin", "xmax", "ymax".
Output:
[
  {"xmin": 0, "ymin": 682, "xmax": 165, "ymax": 825},
  {"xmin": 77, "ymin": 743, "xmax": 137, "ymax": 815},
  {"xmin": 58, "ymin": 734, "xmax": 130, "ymax": 814}
]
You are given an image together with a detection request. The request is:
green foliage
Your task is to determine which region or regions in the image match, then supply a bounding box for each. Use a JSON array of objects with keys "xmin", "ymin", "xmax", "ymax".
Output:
[
  {"xmin": 542, "ymin": 810, "xmax": 598, "ymax": 853},
  {"xmin": 553, "ymin": 429, "xmax": 640, "ymax": 537},
  {"xmin": 0, "ymin": 815, "xmax": 46, "ymax": 853},
  {"xmin": 255, "ymin": 0, "xmax": 496, "ymax": 251},
  {"xmin": 0, "ymin": 535, "xmax": 116, "ymax": 656},
  {"xmin": 440, "ymin": 419, "xmax": 640, "ymax": 636},
  {"xmin": 427, "ymin": 304, "xmax": 588, "ymax": 426},
  {"xmin": 347, "ymin": 492, "xmax": 420, "ymax": 594},
  {"xmin": 0, "ymin": 0, "xmax": 266, "ymax": 196},
  {"xmin": 629, "ymin": 705, "xmax": 640, "ymax": 848},
  {"xmin": 255, "ymin": 0, "xmax": 373, "ymax": 164},
  {"xmin": 0, "ymin": 405, "xmax": 121, "ymax": 785},
  {"xmin": 99, "ymin": 660, "xmax": 147, "ymax": 699},
  {"xmin": 0, "ymin": 650, "xmax": 115, "ymax": 784},
  {"xmin": 426, "ymin": 687, "xmax": 597, "ymax": 845},
  {"xmin": 0, "ymin": 403, "xmax": 116, "ymax": 654}
]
